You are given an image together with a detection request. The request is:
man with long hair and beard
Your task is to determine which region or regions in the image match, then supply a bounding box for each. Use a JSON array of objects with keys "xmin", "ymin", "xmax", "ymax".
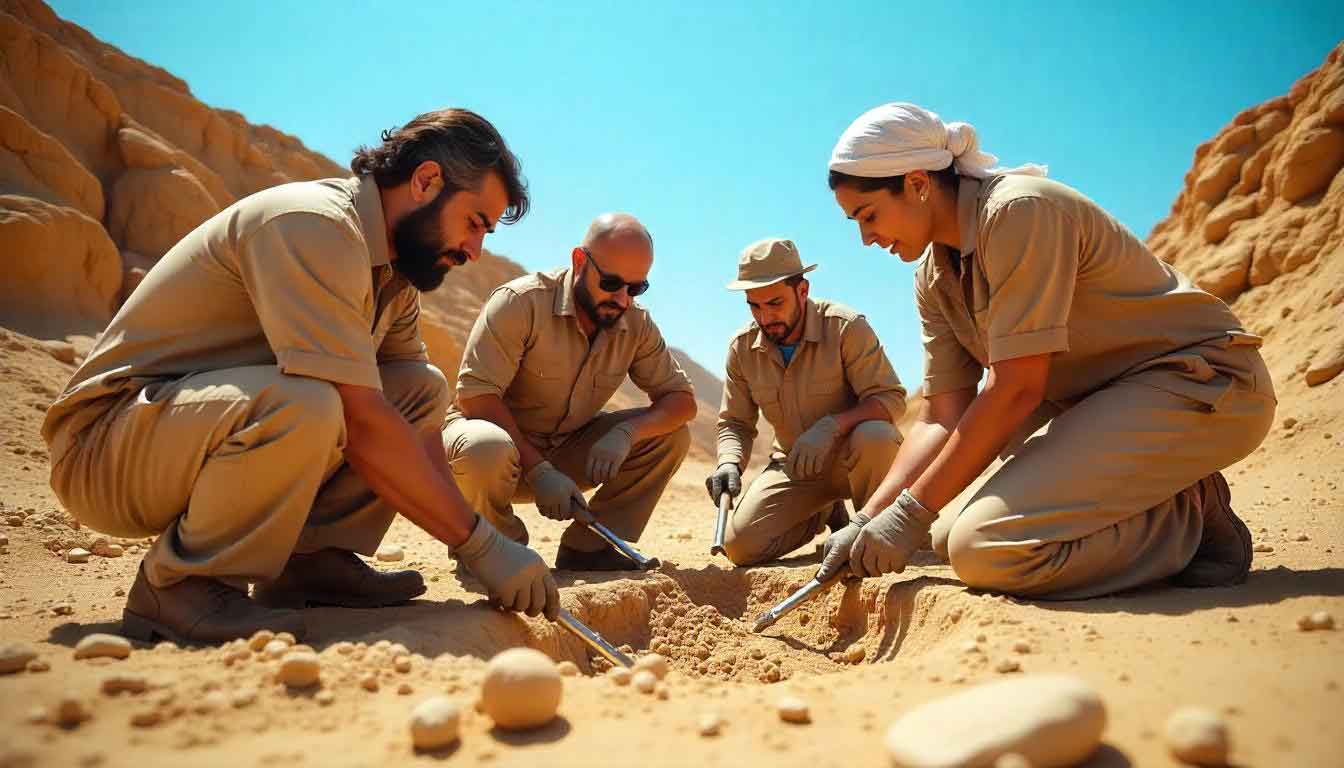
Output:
[
  {"xmin": 707, "ymin": 238, "xmax": 907, "ymax": 567},
  {"xmin": 43, "ymin": 108, "xmax": 565, "ymax": 644},
  {"xmin": 443, "ymin": 213, "xmax": 697, "ymax": 570}
]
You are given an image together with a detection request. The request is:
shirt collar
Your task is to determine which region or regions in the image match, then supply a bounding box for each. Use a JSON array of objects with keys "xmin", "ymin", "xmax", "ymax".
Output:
[
  {"xmin": 751, "ymin": 298, "xmax": 822, "ymax": 351},
  {"xmin": 555, "ymin": 267, "xmax": 630, "ymax": 332},
  {"xmin": 352, "ymin": 175, "xmax": 390, "ymax": 267},
  {"xmin": 926, "ymin": 176, "xmax": 983, "ymax": 281}
]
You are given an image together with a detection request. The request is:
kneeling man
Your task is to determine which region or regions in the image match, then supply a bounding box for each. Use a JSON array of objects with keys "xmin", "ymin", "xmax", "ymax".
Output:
[
  {"xmin": 708, "ymin": 238, "xmax": 906, "ymax": 565},
  {"xmin": 443, "ymin": 213, "xmax": 696, "ymax": 570}
]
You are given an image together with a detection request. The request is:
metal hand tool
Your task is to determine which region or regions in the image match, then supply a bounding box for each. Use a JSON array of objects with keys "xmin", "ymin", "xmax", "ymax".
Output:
[
  {"xmin": 583, "ymin": 518, "xmax": 661, "ymax": 571},
  {"xmin": 556, "ymin": 608, "xmax": 633, "ymax": 668},
  {"xmin": 710, "ymin": 493, "xmax": 732, "ymax": 557},
  {"xmin": 751, "ymin": 572, "xmax": 856, "ymax": 633}
]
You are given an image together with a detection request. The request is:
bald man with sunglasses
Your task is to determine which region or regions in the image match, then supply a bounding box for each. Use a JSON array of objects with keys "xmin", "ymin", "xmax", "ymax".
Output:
[{"xmin": 442, "ymin": 213, "xmax": 697, "ymax": 570}]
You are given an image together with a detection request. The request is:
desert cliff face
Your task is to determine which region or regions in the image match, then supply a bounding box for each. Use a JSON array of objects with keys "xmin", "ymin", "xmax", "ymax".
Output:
[
  {"xmin": 0, "ymin": 0, "xmax": 748, "ymax": 460},
  {"xmin": 1148, "ymin": 42, "xmax": 1344, "ymax": 394}
]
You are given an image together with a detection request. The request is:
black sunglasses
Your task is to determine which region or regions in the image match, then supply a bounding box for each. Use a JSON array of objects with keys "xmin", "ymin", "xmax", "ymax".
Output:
[{"xmin": 582, "ymin": 248, "xmax": 650, "ymax": 297}]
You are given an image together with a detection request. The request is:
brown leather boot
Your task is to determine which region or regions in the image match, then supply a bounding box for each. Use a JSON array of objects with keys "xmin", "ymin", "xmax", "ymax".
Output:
[
  {"xmin": 1174, "ymin": 472, "xmax": 1253, "ymax": 587},
  {"xmin": 554, "ymin": 544, "xmax": 636, "ymax": 571},
  {"xmin": 252, "ymin": 548, "xmax": 426, "ymax": 609},
  {"xmin": 121, "ymin": 564, "xmax": 306, "ymax": 645}
]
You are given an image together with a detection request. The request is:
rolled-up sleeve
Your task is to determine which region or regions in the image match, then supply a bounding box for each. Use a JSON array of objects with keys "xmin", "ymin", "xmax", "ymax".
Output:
[
  {"xmin": 237, "ymin": 213, "xmax": 380, "ymax": 389},
  {"xmin": 915, "ymin": 274, "xmax": 983, "ymax": 396},
  {"xmin": 455, "ymin": 287, "xmax": 529, "ymax": 401},
  {"xmin": 840, "ymin": 315, "xmax": 906, "ymax": 423},
  {"xmin": 628, "ymin": 317, "xmax": 695, "ymax": 400},
  {"xmin": 715, "ymin": 341, "xmax": 758, "ymax": 468},
  {"xmin": 980, "ymin": 197, "xmax": 1079, "ymax": 363}
]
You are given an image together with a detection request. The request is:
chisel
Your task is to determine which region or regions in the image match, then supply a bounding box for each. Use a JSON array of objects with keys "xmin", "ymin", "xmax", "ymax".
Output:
[
  {"xmin": 710, "ymin": 493, "xmax": 732, "ymax": 557},
  {"xmin": 556, "ymin": 608, "xmax": 634, "ymax": 668}
]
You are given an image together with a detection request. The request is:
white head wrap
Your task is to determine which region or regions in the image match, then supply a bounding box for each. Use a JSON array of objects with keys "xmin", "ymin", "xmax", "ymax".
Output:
[{"xmin": 829, "ymin": 102, "xmax": 1047, "ymax": 180}]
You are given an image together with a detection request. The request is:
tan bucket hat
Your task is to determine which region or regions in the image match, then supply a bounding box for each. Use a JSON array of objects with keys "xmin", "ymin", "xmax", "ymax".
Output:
[{"xmin": 725, "ymin": 237, "xmax": 818, "ymax": 290}]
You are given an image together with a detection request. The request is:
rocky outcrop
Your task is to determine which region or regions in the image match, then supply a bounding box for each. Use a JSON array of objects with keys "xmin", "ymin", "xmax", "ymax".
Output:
[{"xmin": 1149, "ymin": 43, "xmax": 1344, "ymax": 390}]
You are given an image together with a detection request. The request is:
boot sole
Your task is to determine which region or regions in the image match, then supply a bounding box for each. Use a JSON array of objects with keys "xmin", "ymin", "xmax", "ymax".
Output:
[
  {"xmin": 252, "ymin": 584, "xmax": 427, "ymax": 610},
  {"xmin": 121, "ymin": 607, "xmax": 308, "ymax": 645}
]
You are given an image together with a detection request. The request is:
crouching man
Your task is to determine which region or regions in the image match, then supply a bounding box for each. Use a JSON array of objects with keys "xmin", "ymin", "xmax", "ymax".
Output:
[
  {"xmin": 42, "ymin": 109, "xmax": 560, "ymax": 643},
  {"xmin": 708, "ymin": 238, "xmax": 907, "ymax": 565},
  {"xmin": 442, "ymin": 213, "xmax": 696, "ymax": 570}
]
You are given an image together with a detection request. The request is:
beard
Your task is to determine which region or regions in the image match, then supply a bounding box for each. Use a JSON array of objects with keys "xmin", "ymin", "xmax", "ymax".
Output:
[
  {"xmin": 575, "ymin": 268, "xmax": 626, "ymax": 329},
  {"xmin": 762, "ymin": 306, "xmax": 802, "ymax": 343},
  {"xmin": 391, "ymin": 191, "xmax": 467, "ymax": 292}
]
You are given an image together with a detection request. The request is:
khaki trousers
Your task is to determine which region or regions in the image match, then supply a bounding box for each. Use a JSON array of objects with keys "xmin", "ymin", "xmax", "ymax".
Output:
[
  {"xmin": 441, "ymin": 410, "xmax": 690, "ymax": 552},
  {"xmin": 930, "ymin": 341, "xmax": 1276, "ymax": 599},
  {"xmin": 49, "ymin": 362, "xmax": 449, "ymax": 588},
  {"xmin": 723, "ymin": 420, "xmax": 901, "ymax": 566}
]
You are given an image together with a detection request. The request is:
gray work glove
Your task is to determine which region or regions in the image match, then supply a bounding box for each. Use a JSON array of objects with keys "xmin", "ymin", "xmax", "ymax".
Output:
[
  {"xmin": 587, "ymin": 421, "xmax": 636, "ymax": 485},
  {"xmin": 526, "ymin": 461, "xmax": 593, "ymax": 524},
  {"xmin": 815, "ymin": 513, "xmax": 871, "ymax": 582},
  {"xmin": 848, "ymin": 490, "xmax": 938, "ymax": 578},
  {"xmin": 454, "ymin": 516, "xmax": 561, "ymax": 620},
  {"xmin": 785, "ymin": 415, "xmax": 841, "ymax": 481},
  {"xmin": 704, "ymin": 462, "xmax": 742, "ymax": 503}
]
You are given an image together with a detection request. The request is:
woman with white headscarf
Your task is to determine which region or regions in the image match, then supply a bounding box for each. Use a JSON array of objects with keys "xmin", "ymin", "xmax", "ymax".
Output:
[{"xmin": 816, "ymin": 103, "xmax": 1276, "ymax": 599}]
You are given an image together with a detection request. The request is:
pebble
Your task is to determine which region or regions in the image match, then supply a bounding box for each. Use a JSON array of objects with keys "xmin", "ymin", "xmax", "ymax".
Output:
[
  {"xmin": 51, "ymin": 603, "xmax": 74, "ymax": 616},
  {"xmin": 276, "ymin": 651, "xmax": 321, "ymax": 688},
  {"xmin": 410, "ymin": 696, "xmax": 461, "ymax": 750},
  {"xmin": 66, "ymin": 548, "xmax": 91, "ymax": 564},
  {"xmin": 315, "ymin": 690, "xmax": 335, "ymax": 706},
  {"xmin": 1297, "ymin": 611, "xmax": 1335, "ymax": 631},
  {"xmin": 397, "ymin": 682, "xmax": 414, "ymax": 695},
  {"xmin": 375, "ymin": 544, "xmax": 405, "ymax": 562},
  {"xmin": 844, "ymin": 645, "xmax": 867, "ymax": 664},
  {"xmin": 1165, "ymin": 707, "xmax": 1229, "ymax": 765},
  {"xmin": 74, "ymin": 634, "xmax": 131, "ymax": 660},
  {"xmin": 393, "ymin": 655, "xmax": 413, "ymax": 673},
  {"xmin": 360, "ymin": 674, "xmax": 380, "ymax": 692},
  {"xmin": 129, "ymin": 708, "xmax": 161, "ymax": 728},
  {"xmin": 995, "ymin": 659, "xmax": 1021, "ymax": 674},
  {"xmin": 231, "ymin": 688, "xmax": 258, "ymax": 708},
  {"xmin": 274, "ymin": 632, "xmax": 297, "ymax": 646},
  {"xmin": 556, "ymin": 660, "xmax": 579, "ymax": 677},
  {"xmin": 27, "ymin": 659, "xmax": 49, "ymax": 673},
  {"xmin": 776, "ymin": 696, "xmax": 810, "ymax": 724},
  {"xmin": 1252, "ymin": 543, "xmax": 1274, "ymax": 553},
  {"xmin": 633, "ymin": 670, "xmax": 658, "ymax": 694},
  {"xmin": 479, "ymin": 648, "xmax": 563, "ymax": 730},
  {"xmin": 0, "ymin": 641, "xmax": 37, "ymax": 674},
  {"xmin": 247, "ymin": 630, "xmax": 275, "ymax": 652},
  {"xmin": 697, "ymin": 712, "xmax": 723, "ymax": 737},
  {"xmin": 607, "ymin": 667, "xmax": 632, "ymax": 686},
  {"xmin": 263, "ymin": 640, "xmax": 290, "ymax": 659},
  {"xmin": 886, "ymin": 676, "xmax": 1105, "ymax": 768},
  {"xmin": 100, "ymin": 674, "xmax": 147, "ymax": 695},
  {"xmin": 1012, "ymin": 640, "xmax": 1032, "ymax": 654},
  {"xmin": 633, "ymin": 653, "xmax": 669, "ymax": 680},
  {"xmin": 962, "ymin": 641, "xmax": 982, "ymax": 655},
  {"xmin": 53, "ymin": 696, "xmax": 91, "ymax": 726},
  {"xmin": 91, "ymin": 539, "xmax": 123, "ymax": 558}
]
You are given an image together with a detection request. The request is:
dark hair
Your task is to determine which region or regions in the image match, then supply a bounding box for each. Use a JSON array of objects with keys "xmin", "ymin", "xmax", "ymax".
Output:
[
  {"xmin": 783, "ymin": 274, "xmax": 806, "ymax": 288},
  {"xmin": 351, "ymin": 108, "xmax": 529, "ymax": 224},
  {"xmin": 827, "ymin": 165, "xmax": 960, "ymax": 196}
]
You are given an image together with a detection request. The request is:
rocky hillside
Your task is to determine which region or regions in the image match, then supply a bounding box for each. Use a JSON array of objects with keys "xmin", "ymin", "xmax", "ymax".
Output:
[
  {"xmin": 1148, "ymin": 42, "xmax": 1344, "ymax": 396},
  {"xmin": 0, "ymin": 0, "xmax": 755, "ymax": 461}
]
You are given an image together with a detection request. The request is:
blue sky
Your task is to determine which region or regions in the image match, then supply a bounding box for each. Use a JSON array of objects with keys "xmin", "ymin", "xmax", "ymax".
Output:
[{"xmin": 52, "ymin": 1, "xmax": 1342, "ymax": 390}]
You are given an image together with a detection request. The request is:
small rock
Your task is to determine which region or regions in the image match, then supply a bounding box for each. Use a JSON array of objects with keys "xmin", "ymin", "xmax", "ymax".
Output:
[
  {"xmin": 607, "ymin": 667, "xmax": 632, "ymax": 686},
  {"xmin": 375, "ymin": 544, "xmax": 404, "ymax": 562},
  {"xmin": 1307, "ymin": 611, "xmax": 1335, "ymax": 631},
  {"xmin": 0, "ymin": 641, "xmax": 37, "ymax": 674},
  {"xmin": 360, "ymin": 674, "xmax": 379, "ymax": 692},
  {"xmin": 196, "ymin": 691, "xmax": 228, "ymax": 714},
  {"xmin": 66, "ymin": 548, "xmax": 91, "ymax": 564},
  {"xmin": 1282, "ymin": 417, "xmax": 1298, "ymax": 429},
  {"xmin": 777, "ymin": 696, "xmax": 810, "ymax": 724},
  {"xmin": 996, "ymin": 659, "xmax": 1022, "ymax": 674},
  {"xmin": 231, "ymin": 688, "xmax": 258, "ymax": 708},
  {"xmin": 479, "ymin": 648, "xmax": 563, "ymax": 730},
  {"xmin": 25, "ymin": 705, "xmax": 46, "ymax": 724},
  {"xmin": 844, "ymin": 645, "xmax": 866, "ymax": 664},
  {"xmin": 74, "ymin": 634, "xmax": 132, "ymax": 660},
  {"xmin": 247, "ymin": 630, "xmax": 275, "ymax": 652},
  {"xmin": 315, "ymin": 690, "xmax": 335, "ymax": 706},
  {"xmin": 885, "ymin": 676, "xmax": 1105, "ymax": 768},
  {"xmin": 27, "ymin": 659, "xmax": 50, "ymax": 673},
  {"xmin": 276, "ymin": 651, "xmax": 321, "ymax": 688},
  {"xmin": 410, "ymin": 696, "xmax": 460, "ymax": 750},
  {"xmin": 633, "ymin": 669, "xmax": 658, "ymax": 694},
  {"xmin": 397, "ymin": 682, "xmax": 414, "ymax": 695},
  {"xmin": 962, "ymin": 641, "xmax": 981, "ymax": 654},
  {"xmin": 263, "ymin": 640, "xmax": 289, "ymax": 659},
  {"xmin": 274, "ymin": 632, "xmax": 297, "ymax": 646},
  {"xmin": 100, "ymin": 674, "xmax": 147, "ymax": 695},
  {"xmin": 94, "ymin": 542, "xmax": 123, "ymax": 558},
  {"xmin": 129, "ymin": 708, "xmax": 161, "ymax": 728},
  {"xmin": 393, "ymin": 655, "xmax": 412, "ymax": 673},
  {"xmin": 697, "ymin": 712, "xmax": 723, "ymax": 737},
  {"xmin": 556, "ymin": 660, "xmax": 579, "ymax": 677},
  {"xmin": 1165, "ymin": 707, "xmax": 1229, "ymax": 766},
  {"xmin": 1294, "ymin": 533, "xmax": 1310, "ymax": 542},
  {"xmin": 1012, "ymin": 640, "xmax": 1032, "ymax": 654},
  {"xmin": 1253, "ymin": 543, "xmax": 1274, "ymax": 553},
  {"xmin": 51, "ymin": 604, "xmax": 74, "ymax": 616},
  {"xmin": 633, "ymin": 653, "xmax": 669, "ymax": 680},
  {"xmin": 52, "ymin": 696, "xmax": 91, "ymax": 726}
]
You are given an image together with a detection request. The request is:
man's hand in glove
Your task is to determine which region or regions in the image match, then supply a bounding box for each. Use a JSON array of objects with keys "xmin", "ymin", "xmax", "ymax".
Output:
[
  {"xmin": 526, "ymin": 461, "xmax": 592, "ymax": 524},
  {"xmin": 784, "ymin": 415, "xmax": 841, "ymax": 480},
  {"xmin": 848, "ymin": 489, "xmax": 937, "ymax": 578},
  {"xmin": 705, "ymin": 462, "xmax": 742, "ymax": 503},
  {"xmin": 454, "ymin": 516, "xmax": 561, "ymax": 620},
  {"xmin": 587, "ymin": 422, "xmax": 636, "ymax": 485},
  {"xmin": 815, "ymin": 512, "xmax": 870, "ymax": 581}
]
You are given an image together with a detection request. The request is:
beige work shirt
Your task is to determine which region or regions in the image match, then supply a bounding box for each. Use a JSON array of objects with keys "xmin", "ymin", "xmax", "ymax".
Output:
[
  {"xmin": 716, "ymin": 298, "xmax": 906, "ymax": 468},
  {"xmin": 42, "ymin": 175, "xmax": 426, "ymax": 464},
  {"xmin": 446, "ymin": 267, "xmax": 695, "ymax": 448},
  {"xmin": 916, "ymin": 175, "xmax": 1258, "ymax": 407}
]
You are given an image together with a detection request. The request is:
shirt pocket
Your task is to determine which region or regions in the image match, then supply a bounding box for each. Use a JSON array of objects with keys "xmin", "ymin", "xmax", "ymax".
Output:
[
  {"xmin": 593, "ymin": 370, "xmax": 626, "ymax": 410},
  {"xmin": 753, "ymin": 384, "xmax": 785, "ymax": 427},
  {"xmin": 512, "ymin": 351, "xmax": 564, "ymax": 408}
]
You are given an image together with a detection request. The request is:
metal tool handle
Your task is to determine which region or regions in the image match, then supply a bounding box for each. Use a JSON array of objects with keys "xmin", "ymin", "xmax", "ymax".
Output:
[
  {"xmin": 752, "ymin": 572, "xmax": 852, "ymax": 633},
  {"xmin": 556, "ymin": 609, "xmax": 634, "ymax": 668},
  {"xmin": 710, "ymin": 493, "xmax": 732, "ymax": 556},
  {"xmin": 584, "ymin": 519, "xmax": 661, "ymax": 571}
]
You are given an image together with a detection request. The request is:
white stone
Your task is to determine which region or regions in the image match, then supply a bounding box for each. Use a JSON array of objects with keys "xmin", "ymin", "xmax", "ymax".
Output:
[
  {"xmin": 276, "ymin": 651, "xmax": 321, "ymax": 688},
  {"xmin": 697, "ymin": 712, "xmax": 723, "ymax": 737},
  {"xmin": 777, "ymin": 696, "xmax": 810, "ymax": 724},
  {"xmin": 410, "ymin": 696, "xmax": 461, "ymax": 750},
  {"xmin": 633, "ymin": 653, "xmax": 669, "ymax": 680},
  {"xmin": 66, "ymin": 548, "xmax": 91, "ymax": 563},
  {"xmin": 1165, "ymin": 707, "xmax": 1229, "ymax": 766},
  {"xmin": 885, "ymin": 675, "xmax": 1106, "ymax": 768},
  {"xmin": 479, "ymin": 648, "xmax": 562, "ymax": 730},
  {"xmin": 375, "ymin": 544, "xmax": 405, "ymax": 562},
  {"xmin": 556, "ymin": 660, "xmax": 580, "ymax": 677},
  {"xmin": 74, "ymin": 633, "xmax": 131, "ymax": 660},
  {"xmin": 633, "ymin": 669, "xmax": 658, "ymax": 694},
  {"xmin": 0, "ymin": 641, "xmax": 37, "ymax": 674},
  {"xmin": 607, "ymin": 666, "xmax": 632, "ymax": 686}
]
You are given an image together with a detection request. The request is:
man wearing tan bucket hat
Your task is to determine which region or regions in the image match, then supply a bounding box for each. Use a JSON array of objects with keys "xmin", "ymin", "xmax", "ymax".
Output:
[{"xmin": 708, "ymin": 238, "xmax": 907, "ymax": 565}]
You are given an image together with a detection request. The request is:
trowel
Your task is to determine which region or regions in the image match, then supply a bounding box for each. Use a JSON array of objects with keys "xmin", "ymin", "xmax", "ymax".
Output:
[
  {"xmin": 751, "ymin": 572, "xmax": 857, "ymax": 633},
  {"xmin": 555, "ymin": 608, "xmax": 634, "ymax": 668},
  {"xmin": 574, "ymin": 500, "xmax": 660, "ymax": 570}
]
